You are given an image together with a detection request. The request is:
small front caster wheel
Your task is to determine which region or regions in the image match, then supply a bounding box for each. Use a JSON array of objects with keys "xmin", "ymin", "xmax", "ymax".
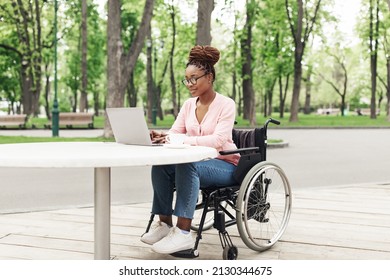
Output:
[{"xmin": 222, "ymin": 245, "xmax": 238, "ymax": 260}]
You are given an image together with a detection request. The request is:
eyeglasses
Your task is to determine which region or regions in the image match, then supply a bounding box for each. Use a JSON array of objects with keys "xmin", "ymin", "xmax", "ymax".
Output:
[{"xmin": 181, "ymin": 73, "xmax": 207, "ymax": 86}]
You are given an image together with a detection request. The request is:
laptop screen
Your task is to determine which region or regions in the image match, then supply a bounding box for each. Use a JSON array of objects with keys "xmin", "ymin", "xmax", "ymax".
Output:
[{"xmin": 106, "ymin": 107, "xmax": 153, "ymax": 145}]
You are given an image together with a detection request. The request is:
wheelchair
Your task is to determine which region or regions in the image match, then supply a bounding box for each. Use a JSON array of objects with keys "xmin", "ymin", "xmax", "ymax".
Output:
[{"xmin": 144, "ymin": 118, "xmax": 292, "ymax": 260}]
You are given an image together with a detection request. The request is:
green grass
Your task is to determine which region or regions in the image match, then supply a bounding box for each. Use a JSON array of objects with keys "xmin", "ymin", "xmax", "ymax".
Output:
[
  {"xmin": 0, "ymin": 135, "xmax": 114, "ymax": 144},
  {"xmin": 274, "ymin": 114, "xmax": 390, "ymax": 128},
  {"xmin": 21, "ymin": 112, "xmax": 390, "ymax": 129},
  {"xmin": 151, "ymin": 113, "xmax": 390, "ymax": 128},
  {"xmin": 1, "ymin": 112, "xmax": 388, "ymax": 144}
]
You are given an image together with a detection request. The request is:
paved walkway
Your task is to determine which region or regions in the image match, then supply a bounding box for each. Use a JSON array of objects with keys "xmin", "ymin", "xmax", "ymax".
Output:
[
  {"xmin": 1, "ymin": 128, "xmax": 389, "ymax": 260},
  {"xmin": 0, "ymin": 182, "xmax": 389, "ymax": 260}
]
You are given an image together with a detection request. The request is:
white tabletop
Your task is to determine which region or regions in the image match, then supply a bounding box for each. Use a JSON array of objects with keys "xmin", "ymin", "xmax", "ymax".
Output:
[{"xmin": 0, "ymin": 142, "xmax": 218, "ymax": 168}]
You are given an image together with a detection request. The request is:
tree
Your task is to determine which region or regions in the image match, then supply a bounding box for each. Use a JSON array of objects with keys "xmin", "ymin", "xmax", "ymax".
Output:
[
  {"xmin": 255, "ymin": 0, "xmax": 294, "ymax": 119},
  {"xmin": 64, "ymin": 49, "xmax": 81, "ymax": 112},
  {"xmin": 168, "ymin": 1, "xmax": 178, "ymax": 118},
  {"xmin": 302, "ymin": 64, "xmax": 313, "ymax": 114},
  {"xmin": 386, "ymin": 0, "xmax": 390, "ymax": 120},
  {"xmin": 285, "ymin": 0, "xmax": 322, "ymax": 122},
  {"xmin": 0, "ymin": 49, "xmax": 21, "ymax": 114},
  {"xmin": 79, "ymin": 0, "xmax": 88, "ymax": 112},
  {"xmin": 0, "ymin": 0, "xmax": 52, "ymax": 116},
  {"xmin": 318, "ymin": 48, "xmax": 349, "ymax": 116},
  {"xmin": 120, "ymin": 5, "xmax": 143, "ymax": 109},
  {"xmin": 196, "ymin": 0, "xmax": 214, "ymax": 45},
  {"xmin": 105, "ymin": 0, "xmax": 155, "ymax": 137},
  {"xmin": 146, "ymin": 24, "xmax": 154, "ymax": 123},
  {"xmin": 241, "ymin": 0, "xmax": 257, "ymax": 126},
  {"xmin": 376, "ymin": 0, "xmax": 390, "ymax": 120},
  {"xmin": 368, "ymin": 0, "xmax": 380, "ymax": 119},
  {"xmin": 87, "ymin": 4, "xmax": 106, "ymax": 116},
  {"xmin": 61, "ymin": 1, "xmax": 104, "ymax": 115}
]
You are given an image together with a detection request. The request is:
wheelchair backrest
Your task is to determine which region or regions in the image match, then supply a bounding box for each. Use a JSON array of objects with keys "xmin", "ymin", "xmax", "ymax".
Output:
[
  {"xmin": 232, "ymin": 128, "xmax": 266, "ymax": 156},
  {"xmin": 232, "ymin": 128, "xmax": 266, "ymax": 183}
]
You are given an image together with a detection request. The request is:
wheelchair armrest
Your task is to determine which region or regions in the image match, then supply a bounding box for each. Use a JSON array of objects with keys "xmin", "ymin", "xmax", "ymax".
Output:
[{"xmin": 219, "ymin": 147, "xmax": 259, "ymax": 155}]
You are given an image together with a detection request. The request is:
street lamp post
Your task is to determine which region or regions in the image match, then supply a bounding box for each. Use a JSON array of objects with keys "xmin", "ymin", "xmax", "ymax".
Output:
[{"xmin": 52, "ymin": 0, "xmax": 59, "ymax": 137}]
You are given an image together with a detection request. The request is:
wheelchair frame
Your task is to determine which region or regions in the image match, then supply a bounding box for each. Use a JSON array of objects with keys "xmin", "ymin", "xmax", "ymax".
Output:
[{"xmin": 144, "ymin": 118, "xmax": 292, "ymax": 260}]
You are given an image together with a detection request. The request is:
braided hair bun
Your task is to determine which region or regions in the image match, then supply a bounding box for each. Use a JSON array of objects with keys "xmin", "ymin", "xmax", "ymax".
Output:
[
  {"xmin": 187, "ymin": 45, "xmax": 220, "ymax": 82},
  {"xmin": 188, "ymin": 45, "xmax": 220, "ymax": 66}
]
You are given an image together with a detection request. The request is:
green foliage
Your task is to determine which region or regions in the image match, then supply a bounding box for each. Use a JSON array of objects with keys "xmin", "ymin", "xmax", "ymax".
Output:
[
  {"xmin": 0, "ymin": 48, "xmax": 21, "ymax": 110},
  {"xmin": 0, "ymin": 0, "xmax": 389, "ymax": 122},
  {"xmin": 59, "ymin": 1, "xmax": 106, "ymax": 112}
]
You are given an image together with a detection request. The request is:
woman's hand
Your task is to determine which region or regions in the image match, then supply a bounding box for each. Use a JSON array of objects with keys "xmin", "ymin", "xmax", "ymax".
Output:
[{"xmin": 150, "ymin": 130, "xmax": 167, "ymax": 144}]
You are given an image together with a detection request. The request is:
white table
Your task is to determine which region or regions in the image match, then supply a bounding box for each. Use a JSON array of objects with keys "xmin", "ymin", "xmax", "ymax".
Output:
[{"xmin": 0, "ymin": 142, "xmax": 218, "ymax": 259}]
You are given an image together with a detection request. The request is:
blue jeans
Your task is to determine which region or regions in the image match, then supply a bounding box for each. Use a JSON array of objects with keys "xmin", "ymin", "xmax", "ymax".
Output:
[{"xmin": 151, "ymin": 159, "xmax": 238, "ymax": 219}]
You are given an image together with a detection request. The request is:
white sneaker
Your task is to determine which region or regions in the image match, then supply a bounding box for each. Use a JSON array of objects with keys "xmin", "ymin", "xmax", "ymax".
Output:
[
  {"xmin": 140, "ymin": 221, "xmax": 170, "ymax": 245},
  {"xmin": 152, "ymin": 227, "xmax": 194, "ymax": 254}
]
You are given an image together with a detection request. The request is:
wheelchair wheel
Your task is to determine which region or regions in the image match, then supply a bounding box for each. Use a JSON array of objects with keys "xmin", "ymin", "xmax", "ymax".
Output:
[
  {"xmin": 236, "ymin": 161, "xmax": 292, "ymax": 251},
  {"xmin": 222, "ymin": 245, "xmax": 238, "ymax": 260}
]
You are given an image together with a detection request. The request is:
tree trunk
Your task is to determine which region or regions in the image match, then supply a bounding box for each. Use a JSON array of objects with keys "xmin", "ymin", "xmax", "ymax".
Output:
[
  {"xmin": 289, "ymin": 0, "xmax": 303, "ymax": 122},
  {"xmin": 20, "ymin": 62, "xmax": 33, "ymax": 115},
  {"xmin": 32, "ymin": 0, "xmax": 42, "ymax": 116},
  {"xmin": 156, "ymin": 57, "xmax": 169, "ymax": 120},
  {"xmin": 169, "ymin": 4, "xmax": 178, "ymax": 118},
  {"xmin": 146, "ymin": 26, "xmax": 154, "ymax": 123},
  {"xmin": 285, "ymin": 0, "xmax": 322, "ymax": 122},
  {"xmin": 196, "ymin": 0, "xmax": 214, "ymax": 45},
  {"xmin": 387, "ymin": 0, "xmax": 390, "ymax": 120},
  {"xmin": 279, "ymin": 74, "xmax": 290, "ymax": 119},
  {"xmin": 104, "ymin": 0, "xmax": 154, "ymax": 137},
  {"xmin": 387, "ymin": 57, "xmax": 390, "ymax": 120},
  {"xmin": 6, "ymin": 0, "xmax": 44, "ymax": 116},
  {"xmin": 105, "ymin": 0, "xmax": 123, "ymax": 137},
  {"xmin": 231, "ymin": 14, "xmax": 238, "ymax": 103},
  {"xmin": 120, "ymin": 0, "xmax": 155, "ymax": 94},
  {"xmin": 304, "ymin": 69, "xmax": 312, "ymax": 114},
  {"xmin": 369, "ymin": 0, "xmax": 379, "ymax": 119},
  {"xmin": 278, "ymin": 76, "xmax": 284, "ymax": 118},
  {"xmin": 93, "ymin": 90, "xmax": 100, "ymax": 116},
  {"xmin": 44, "ymin": 62, "xmax": 51, "ymax": 120},
  {"xmin": 127, "ymin": 72, "xmax": 137, "ymax": 108},
  {"xmin": 79, "ymin": 0, "xmax": 88, "ymax": 112},
  {"xmin": 267, "ymin": 78, "xmax": 276, "ymax": 116},
  {"xmin": 241, "ymin": 0, "xmax": 256, "ymax": 126}
]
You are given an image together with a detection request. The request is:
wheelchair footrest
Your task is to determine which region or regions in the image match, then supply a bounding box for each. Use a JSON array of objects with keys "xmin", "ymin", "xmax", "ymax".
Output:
[{"xmin": 170, "ymin": 249, "xmax": 199, "ymax": 259}]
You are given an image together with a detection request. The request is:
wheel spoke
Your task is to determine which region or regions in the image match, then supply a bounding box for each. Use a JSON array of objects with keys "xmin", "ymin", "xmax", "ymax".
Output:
[{"xmin": 237, "ymin": 162, "xmax": 292, "ymax": 251}]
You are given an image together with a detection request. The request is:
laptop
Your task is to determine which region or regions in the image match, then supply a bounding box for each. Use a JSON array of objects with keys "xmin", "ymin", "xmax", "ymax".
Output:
[{"xmin": 106, "ymin": 107, "xmax": 157, "ymax": 146}]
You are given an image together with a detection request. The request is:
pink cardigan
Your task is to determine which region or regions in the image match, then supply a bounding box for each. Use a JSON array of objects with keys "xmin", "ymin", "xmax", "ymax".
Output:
[{"xmin": 169, "ymin": 93, "xmax": 240, "ymax": 166}]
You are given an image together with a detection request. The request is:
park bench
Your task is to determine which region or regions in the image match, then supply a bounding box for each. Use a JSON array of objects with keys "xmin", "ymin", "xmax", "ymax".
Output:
[
  {"xmin": 356, "ymin": 108, "xmax": 380, "ymax": 116},
  {"xmin": 0, "ymin": 114, "xmax": 27, "ymax": 128},
  {"xmin": 316, "ymin": 108, "xmax": 340, "ymax": 115},
  {"xmin": 45, "ymin": 112, "xmax": 94, "ymax": 129}
]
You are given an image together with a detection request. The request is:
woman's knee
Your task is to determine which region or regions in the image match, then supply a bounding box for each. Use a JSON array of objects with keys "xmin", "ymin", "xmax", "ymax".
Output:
[{"xmin": 151, "ymin": 165, "xmax": 175, "ymax": 184}]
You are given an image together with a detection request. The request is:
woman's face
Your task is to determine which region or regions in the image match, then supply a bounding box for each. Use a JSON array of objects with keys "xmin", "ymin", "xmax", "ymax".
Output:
[{"xmin": 184, "ymin": 65, "xmax": 212, "ymax": 97}]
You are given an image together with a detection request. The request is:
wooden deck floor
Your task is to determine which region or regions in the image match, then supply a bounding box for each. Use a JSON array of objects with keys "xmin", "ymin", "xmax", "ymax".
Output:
[{"xmin": 0, "ymin": 183, "xmax": 389, "ymax": 260}]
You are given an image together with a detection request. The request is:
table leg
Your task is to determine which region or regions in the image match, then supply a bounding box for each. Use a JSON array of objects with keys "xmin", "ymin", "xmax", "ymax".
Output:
[{"xmin": 94, "ymin": 167, "xmax": 111, "ymax": 260}]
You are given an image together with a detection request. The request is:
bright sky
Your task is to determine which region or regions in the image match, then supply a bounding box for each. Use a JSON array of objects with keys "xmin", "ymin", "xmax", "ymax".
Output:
[{"xmin": 328, "ymin": 0, "xmax": 361, "ymax": 45}]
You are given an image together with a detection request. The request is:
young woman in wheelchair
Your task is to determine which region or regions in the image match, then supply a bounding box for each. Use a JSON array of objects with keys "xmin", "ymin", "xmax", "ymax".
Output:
[{"xmin": 141, "ymin": 45, "xmax": 240, "ymax": 254}]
